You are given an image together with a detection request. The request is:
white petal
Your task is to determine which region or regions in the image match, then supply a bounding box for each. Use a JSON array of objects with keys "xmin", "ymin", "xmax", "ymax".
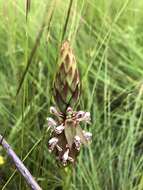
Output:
[
  {"xmin": 74, "ymin": 135, "xmax": 80, "ymax": 142},
  {"xmin": 47, "ymin": 117, "xmax": 57, "ymax": 129},
  {"xmin": 63, "ymin": 149, "xmax": 69, "ymax": 160},
  {"xmin": 76, "ymin": 111, "xmax": 91, "ymax": 123},
  {"xmin": 66, "ymin": 107, "xmax": 73, "ymax": 113},
  {"xmin": 48, "ymin": 137, "xmax": 58, "ymax": 145},
  {"xmin": 48, "ymin": 137, "xmax": 58, "ymax": 152},
  {"xmin": 50, "ymin": 107, "xmax": 59, "ymax": 115},
  {"xmin": 83, "ymin": 131, "xmax": 92, "ymax": 141},
  {"xmin": 84, "ymin": 112, "xmax": 91, "ymax": 121},
  {"xmin": 74, "ymin": 136, "xmax": 81, "ymax": 151},
  {"xmin": 62, "ymin": 149, "xmax": 69, "ymax": 165},
  {"xmin": 50, "ymin": 106, "xmax": 62, "ymax": 117},
  {"xmin": 55, "ymin": 124, "xmax": 64, "ymax": 134},
  {"xmin": 76, "ymin": 111, "xmax": 85, "ymax": 119}
]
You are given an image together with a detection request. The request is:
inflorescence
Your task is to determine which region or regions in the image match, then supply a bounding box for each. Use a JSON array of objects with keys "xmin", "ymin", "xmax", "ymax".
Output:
[{"xmin": 47, "ymin": 106, "xmax": 92, "ymax": 166}]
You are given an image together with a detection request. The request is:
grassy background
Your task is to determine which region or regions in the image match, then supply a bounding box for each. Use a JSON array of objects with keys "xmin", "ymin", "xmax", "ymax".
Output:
[{"xmin": 1, "ymin": 0, "xmax": 143, "ymax": 189}]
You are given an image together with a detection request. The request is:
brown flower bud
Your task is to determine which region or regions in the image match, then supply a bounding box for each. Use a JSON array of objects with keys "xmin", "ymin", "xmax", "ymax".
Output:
[{"xmin": 53, "ymin": 41, "xmax": 80, "ymax": 113}]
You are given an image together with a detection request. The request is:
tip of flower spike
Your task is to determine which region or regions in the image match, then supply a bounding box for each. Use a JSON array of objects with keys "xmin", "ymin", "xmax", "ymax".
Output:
[{"xmin": 53, "ymin": 40, "xmax": 80, "ymax": 112}]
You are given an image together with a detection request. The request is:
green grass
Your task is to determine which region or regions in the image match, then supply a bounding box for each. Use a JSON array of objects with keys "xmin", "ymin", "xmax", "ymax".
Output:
[{"xmin": 1, "ymin": 0, "xmax": 143, "ymax": 189}]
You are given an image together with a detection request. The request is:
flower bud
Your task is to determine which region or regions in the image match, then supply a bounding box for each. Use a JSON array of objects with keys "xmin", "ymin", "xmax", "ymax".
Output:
[
  {"xmin": 66, "ymin": 107, "xmax": 73, "ymax": 115},
  {"xmin": 53, "ymin": 41, "xmax": 80, "ymax": 113}
]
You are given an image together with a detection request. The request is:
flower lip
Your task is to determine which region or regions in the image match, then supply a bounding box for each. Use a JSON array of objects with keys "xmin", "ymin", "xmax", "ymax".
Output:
[
  {"xmin": 55, "ymin": 124, "xmax": 65, "ymax": 134},
  {"xmin": 50, "ymin": 106, "xmax": 58, "ymax": 114},
  {"xmin": 50, "ymin": 106, "xmax": 63, "ymax": 117},
  {"xmin": 76, "ymin": 111, "xmax": 91, "ymax": 123},
  {"xmin": 83, "ymin": 131, "xmax": 92, "ymax": 141},
  {"xmin": 74, "ymin": 135, "xmax": 80, "ymax": 141},
  {"xmin": 48, "ymin": 137, "xmax": 58, "ymax": 145},
  {"xmin": 62, "ymin": 149, "xmax": 70, "ymax": 166},
  {"xmin": 48, "ymin": 137, "xmax": 59, "ymax": 152},
  {"xmin": 47, "ymin": 117, "xmax": 57, "ymax": 128},
  {"xmin": 76, "ymin": 111, "xmax": 85, "ymax": 118},
  {"xmin": 74, "ymin": 136, "xmax": 81, "ymax": 151},
  {"xmin": 84, "ymin": 112, "xmax": 91, "ymax": 123},
  {"xmin": 85, "ymin": 112, "xmax": 90, "ymax": 118},
  {"xmin": 66, "ymin": 107, "xmax": 73, "ymax": 113}
]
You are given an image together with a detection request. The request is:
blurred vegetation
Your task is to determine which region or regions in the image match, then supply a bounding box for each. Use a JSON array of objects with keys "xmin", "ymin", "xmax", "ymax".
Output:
[{"xmin": 1, "ymin": 0, "xmax": 143, "ymax": 189}]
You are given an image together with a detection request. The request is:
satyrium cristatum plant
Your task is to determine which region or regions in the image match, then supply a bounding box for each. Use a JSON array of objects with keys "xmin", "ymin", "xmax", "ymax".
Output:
[{"xmin": 47, "ymin": 41, "xmax": 92, "ymax": 166}]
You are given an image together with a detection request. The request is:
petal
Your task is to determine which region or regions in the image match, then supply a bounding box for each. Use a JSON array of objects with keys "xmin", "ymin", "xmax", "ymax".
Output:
[
  {"xmin": 83, "ymin": 131, "xmax": 92, "ymax": 141},
  {"xmin": 62, "ymin": 149, "xmax": 69, "ymax": 166},
  {"xmin": 55, "ymin": 124, "xmax": 64, "ymax": 134},
  {"xmin": 47, "ymin": 117, "xmax": 57, "ymax": 128},
  {"xmin": 48, "ymin": 137, "xmax": 58, "ymax": 145}
]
